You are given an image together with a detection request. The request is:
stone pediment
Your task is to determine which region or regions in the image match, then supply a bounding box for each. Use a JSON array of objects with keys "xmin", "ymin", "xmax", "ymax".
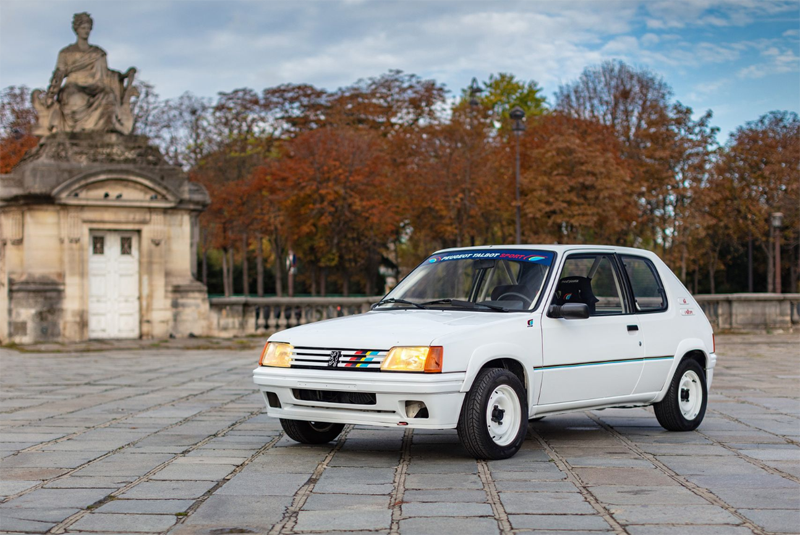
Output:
[
  {"xmin": 0, "ymin": 133, "xmax": 210, "ymax": 210},
  {"xmin": 52, "ymin": 170, "xmax": 179, "ymax": 208}
]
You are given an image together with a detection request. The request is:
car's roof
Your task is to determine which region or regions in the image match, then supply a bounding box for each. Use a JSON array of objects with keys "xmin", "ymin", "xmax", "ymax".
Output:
[{"xmin": 434, "ymin": 244, "xmax": 660, "ymax": 258}]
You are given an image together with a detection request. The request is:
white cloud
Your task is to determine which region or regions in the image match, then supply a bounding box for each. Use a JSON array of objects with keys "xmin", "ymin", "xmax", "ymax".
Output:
[
  {"xmin": 738, "ymin": 46, "xmax": 799, "ymax": 78},
  {"xmin": 644, "ymin": 0, "xmax": 797, "ymax": 29},
  {"xmin": 0, "ymin": 0, "xmax": 796, "ymax": 139}
]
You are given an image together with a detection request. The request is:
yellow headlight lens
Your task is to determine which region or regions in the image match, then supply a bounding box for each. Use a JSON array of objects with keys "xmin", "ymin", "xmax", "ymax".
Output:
[
  {"xmin": 381, "ymin": 346, "xmax": 443, "ymax": 373},
  {"xmin": 259, "ymin": 342, "xmax": 293, "ymax": 367}
]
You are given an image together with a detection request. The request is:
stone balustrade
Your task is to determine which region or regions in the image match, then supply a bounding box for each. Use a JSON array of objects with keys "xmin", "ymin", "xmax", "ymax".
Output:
[
  {"xmin": 695, "ymin": 293, "xmax": 800, "ymax": 332},
  {"xmin": 207, "ymin": 296, "xmax": 382, "ymax": 338},
  {"xmin": 207, "ymin": 293, "xmax": 800, "ymax": 338}
]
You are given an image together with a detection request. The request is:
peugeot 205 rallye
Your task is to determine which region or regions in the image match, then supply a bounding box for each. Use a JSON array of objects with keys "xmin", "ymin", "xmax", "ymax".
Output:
[{"xmin": 253, "ymin": 245, "xmax": 715, "ymax": 459}]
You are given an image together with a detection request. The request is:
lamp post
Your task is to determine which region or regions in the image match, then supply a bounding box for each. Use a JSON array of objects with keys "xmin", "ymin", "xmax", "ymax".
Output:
[
  {"xmin": 772, "ymin": 212, "xmax": 783, "ymax": 293},
  {"xmin": 468, "ymin": 77, "xmax": 482, "ymax": 106},
  {"xmin": 510, "ymin": 106, "xmax": 526, "ymax": 244}
]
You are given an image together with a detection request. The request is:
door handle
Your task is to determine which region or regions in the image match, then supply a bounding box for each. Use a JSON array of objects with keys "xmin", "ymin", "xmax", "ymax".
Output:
[{"xmin": 627, "ymin": 325, "xmax": 639, "ymax": 332}]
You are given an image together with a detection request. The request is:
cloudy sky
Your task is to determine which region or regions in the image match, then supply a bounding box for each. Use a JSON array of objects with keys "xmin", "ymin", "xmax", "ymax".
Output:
[{"xmin": 1, "ymin": 0, "xmax": 797, "ymax": 139}]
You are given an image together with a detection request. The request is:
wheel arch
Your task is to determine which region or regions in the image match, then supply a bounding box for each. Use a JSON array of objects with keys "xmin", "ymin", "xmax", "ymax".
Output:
[
  {"xmin": 682, "ymin": 349, "xmax": 707, "ymax": 371},
  {"xmin": 477, "ymin": 358, "xmax": 528, "ymax": 393},
  {"xmin": 653, "ymin": 340, "xmax": 711, "ymax": 403},
  {"xmin": 461, "ymin": 351, "xmax": 533, "ymax": 410}
]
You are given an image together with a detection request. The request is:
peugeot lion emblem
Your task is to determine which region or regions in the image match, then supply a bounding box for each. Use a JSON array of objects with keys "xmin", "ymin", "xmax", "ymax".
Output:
[{"xmin": 328, "ymin": 350, "xmax": 341, "ymax": 368}]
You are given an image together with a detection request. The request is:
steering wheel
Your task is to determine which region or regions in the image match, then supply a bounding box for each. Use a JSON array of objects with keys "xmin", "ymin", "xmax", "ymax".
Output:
[{"xmin": 496, "ymin": 292, "xmax": 532, "ymax": 309}]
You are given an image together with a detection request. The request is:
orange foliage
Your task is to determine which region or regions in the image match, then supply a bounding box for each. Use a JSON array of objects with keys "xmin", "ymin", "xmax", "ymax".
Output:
[
  {"xmin": 1, "ymin": 86, "xmax": 39, "ymax": 173},
  {"xmin": 519, "ymin": 113, "xmax": 637, "ymax": 245},
  {"xmin": 263, "ymin": 126, "xmax": 399, "ymax": 294},
  {"xmin": 0, "ymin": 133, "xmax": 38, "ymax": 173}
]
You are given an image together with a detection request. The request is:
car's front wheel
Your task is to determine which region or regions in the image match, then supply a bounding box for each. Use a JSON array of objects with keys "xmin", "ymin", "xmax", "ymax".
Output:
[
  {"xmin": 280, "ymin": 419, "xmax": 345, "ymax": 444},
  {"xmin": 457, "ymin": 368, "xmax": 528, "ymax": 460},
  {"xmin": 654, "ymin": 358, "xmax": 707, "ymax": 431}
]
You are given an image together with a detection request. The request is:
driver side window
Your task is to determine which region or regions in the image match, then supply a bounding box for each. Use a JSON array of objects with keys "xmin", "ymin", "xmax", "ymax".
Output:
[{"xmin": 552, "ymin": 254, "xmax": 627, "ymax": 316}]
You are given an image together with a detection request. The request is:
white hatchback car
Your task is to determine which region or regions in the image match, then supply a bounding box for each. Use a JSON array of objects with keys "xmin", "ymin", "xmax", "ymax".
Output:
[{"xmin": 254, "ymin": 245, "xmax": 715, "ymax": 459}]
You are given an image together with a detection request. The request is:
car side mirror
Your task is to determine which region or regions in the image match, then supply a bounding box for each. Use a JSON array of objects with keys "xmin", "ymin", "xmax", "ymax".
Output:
[{"xmin": 548, "ymin": 303, "xmax": 590, "ymax": 319}]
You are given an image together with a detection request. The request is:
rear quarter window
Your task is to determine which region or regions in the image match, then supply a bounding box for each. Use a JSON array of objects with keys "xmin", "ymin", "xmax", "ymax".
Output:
[{"xmin": 621, "ymin": 255, "xmax": 668, "ymax": 313}]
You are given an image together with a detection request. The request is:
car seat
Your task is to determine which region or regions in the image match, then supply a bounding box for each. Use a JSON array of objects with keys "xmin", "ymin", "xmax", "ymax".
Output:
[{"xmin": 553, "ymin": 276, "xmax": 599, "ymax": 314}]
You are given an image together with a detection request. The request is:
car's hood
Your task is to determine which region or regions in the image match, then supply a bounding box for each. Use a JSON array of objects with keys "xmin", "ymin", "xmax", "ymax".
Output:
[{"xmin": 270, "ymin": 309, "xmax": 523, "ymax": 349}]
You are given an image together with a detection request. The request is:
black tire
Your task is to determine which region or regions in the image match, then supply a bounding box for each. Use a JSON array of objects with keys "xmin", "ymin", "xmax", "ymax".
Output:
[
  {"xmin": 280, "ymin": 419, "xmax": 345, "ymax": 444},
  {"xmin": 654, "ymin": 358, "xmax": 707, "ymax": 431},
  {"xmin": 457, "ymin": 368, "xmax": 528, "ymax": 460}
]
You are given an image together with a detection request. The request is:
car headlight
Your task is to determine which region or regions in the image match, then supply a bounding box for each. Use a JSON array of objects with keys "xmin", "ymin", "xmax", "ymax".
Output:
[
  {"xmin": 381, "ymin": 346, "xmax": 443, "ymax": 373},
  {"xmin": 259, "ymin": 342, "xmax": 293, "ymax": 367}
]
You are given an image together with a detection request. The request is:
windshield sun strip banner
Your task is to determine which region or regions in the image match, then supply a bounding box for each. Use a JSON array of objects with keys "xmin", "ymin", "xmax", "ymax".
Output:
[{"xmin": 427, "ymin": 250, "xmax": 554, "ymax": 265}]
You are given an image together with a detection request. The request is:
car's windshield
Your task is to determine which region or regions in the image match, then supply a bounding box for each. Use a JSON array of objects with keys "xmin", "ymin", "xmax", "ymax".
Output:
[{"xmin": 377, "ymin": 250, "xmax": 555, "ymax": 312}]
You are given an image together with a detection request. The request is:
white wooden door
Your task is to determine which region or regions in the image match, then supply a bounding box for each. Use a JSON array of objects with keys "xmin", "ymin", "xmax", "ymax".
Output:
[{"xmin": 88, "ymin": 231, "xmax": 140, "ymax": 339}]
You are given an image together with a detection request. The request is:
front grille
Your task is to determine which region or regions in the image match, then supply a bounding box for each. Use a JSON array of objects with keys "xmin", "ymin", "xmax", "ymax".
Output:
[
  {"xmin": 292, "ymin": 389, "xmax": 377, "ymax": 405},
  {"xmin": 291, "ymin": 347, "xmax": 389, "ymax": 371}
]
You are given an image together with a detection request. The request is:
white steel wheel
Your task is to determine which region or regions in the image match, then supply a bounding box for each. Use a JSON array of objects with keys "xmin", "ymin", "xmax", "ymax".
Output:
[
  {"xmin": 457, "ymin": 368, "xmax": 528, "ymax": 460},
  {"xmin": 654, "ymin": 358, "xmax": 708, "ymax": 432},
  {"xmin": 486, "ymin": 385, "xmax": 522, "ymax": 446},
  {"xmin": 678, "ymin": 370, "xmax": 703, "ymax": 420}
]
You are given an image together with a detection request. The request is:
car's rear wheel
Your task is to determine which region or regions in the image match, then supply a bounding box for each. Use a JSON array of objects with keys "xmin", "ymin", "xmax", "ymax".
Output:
[
  {"xmin": 457, "ymin": 368, "xmax": 528, "ymax": 460},
  {"xmin": 280, "ymin": 419, "xmax": 345, "ymax": 444},
  {"xmin": 654, "ymin": 358, "xmax": 707, "ymax": 431}
]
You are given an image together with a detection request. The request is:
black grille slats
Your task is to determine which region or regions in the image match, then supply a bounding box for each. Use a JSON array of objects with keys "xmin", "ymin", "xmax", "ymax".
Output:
[{"xmin": 290, "ymin": 347, "xmax": 388, "ymax": 371}]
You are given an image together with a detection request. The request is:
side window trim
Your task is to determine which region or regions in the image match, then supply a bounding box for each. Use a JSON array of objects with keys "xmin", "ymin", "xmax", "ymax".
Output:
[
  {"xmin": 619, "ymin": 254, "xmax": 669, "ymax": 314},
  {"xmin": 530, "ymin": 252, "xmax": 558, "ymax": 313},
  {"xmin": 551, "ymin": 252, "xmax": 629, "ymax": 317},
  {"xmin": 614, "ymin": 254, "xmax": 637, "ymax": 315}
]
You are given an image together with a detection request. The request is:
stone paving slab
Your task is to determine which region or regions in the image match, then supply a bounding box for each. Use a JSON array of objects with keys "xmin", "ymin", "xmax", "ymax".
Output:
[{"xmin": 0, "ymin": 333, "xmax": 798, "ymax": 534}]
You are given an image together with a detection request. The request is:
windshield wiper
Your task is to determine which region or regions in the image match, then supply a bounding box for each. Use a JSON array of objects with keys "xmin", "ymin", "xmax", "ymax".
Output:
[
  {"xmin": 373, "ymin": 297, "xmax": 426, "ymax": 309},
  {"xmin": 421, "ymin": 299, "xmax": 509, "ymax": 312}
]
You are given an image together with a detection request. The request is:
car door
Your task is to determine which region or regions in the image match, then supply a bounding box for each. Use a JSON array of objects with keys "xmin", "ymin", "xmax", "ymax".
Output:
[
  {"xmin": 619, "ymin": 254, "xmax": 677, "ymax": 395},
  {"xmin": 538, "ymin": 252, "xmax": 644, "ymax": 405}
]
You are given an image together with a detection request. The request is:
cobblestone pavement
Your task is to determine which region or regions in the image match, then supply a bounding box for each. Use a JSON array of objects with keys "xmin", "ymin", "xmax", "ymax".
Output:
[{"xmin": 1, "ymin": 333, "xmax": 798, "ymax": 535}]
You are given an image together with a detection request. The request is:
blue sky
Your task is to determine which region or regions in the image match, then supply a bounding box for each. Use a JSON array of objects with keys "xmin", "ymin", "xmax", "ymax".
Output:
[{"xmin": 1, "ymin": 0, "xmax": 797, "ymax": 140}]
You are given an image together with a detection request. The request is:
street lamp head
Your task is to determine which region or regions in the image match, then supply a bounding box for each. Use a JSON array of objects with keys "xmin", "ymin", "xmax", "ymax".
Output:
[
  {"xmin": 510, "ymin": 106, "xmax": 526, "ymax": 132},
  {"xmin": 509, "ymin": 106, "xmax": 525, "ymax": 121},
  {"xmin": 468, "ymin": 77, "xmax": 482, "ymax": 107},
  {"xmin": 771, "ymin": 212, "xmax": 784, "ymax": 228}
]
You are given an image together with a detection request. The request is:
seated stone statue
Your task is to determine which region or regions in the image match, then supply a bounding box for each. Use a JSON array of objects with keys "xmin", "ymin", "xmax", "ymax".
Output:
[{"xmin": 32, "ymin": 12, "xmax": 139, "ymax": 136}]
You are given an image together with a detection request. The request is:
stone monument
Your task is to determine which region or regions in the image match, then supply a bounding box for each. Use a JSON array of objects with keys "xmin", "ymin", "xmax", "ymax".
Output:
[{"xmin": 0, "ymin": 13, "xmax": 211, "ymax": 343}]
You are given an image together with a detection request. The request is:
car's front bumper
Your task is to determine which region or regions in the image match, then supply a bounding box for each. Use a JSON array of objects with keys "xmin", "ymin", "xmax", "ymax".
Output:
[{"xmin": 252, "ymin": 367, "xmax": 466, "ymax": 429}]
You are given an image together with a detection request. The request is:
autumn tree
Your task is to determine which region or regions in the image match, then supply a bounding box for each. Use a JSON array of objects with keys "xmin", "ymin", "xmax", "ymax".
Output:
[
  {"xmin": 475, "ymin": 72, "xmax": 547, "ymax": 127},
  {"xmin": 268, "ymin": 126, "xmax": 398, "ymax": 295},
  {"xmin": 517, "ymin": 113, "xmax": 636, "ymax": 244},
  {"xmin": 719, "ymin": 111, "xmax": 800, "ymax": 292},
  {"xmin": 0, "ymin": 86, "xmax": 39, "ymax": 173},
  {"xmin": 555, "ymin": 61, "xmax": 718, "ymax": 282}
]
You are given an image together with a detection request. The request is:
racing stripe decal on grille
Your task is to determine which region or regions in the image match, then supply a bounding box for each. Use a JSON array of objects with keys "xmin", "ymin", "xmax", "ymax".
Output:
[{"xmin": 290, "ymin": 347, "xmax": 388, "ymax": 371}]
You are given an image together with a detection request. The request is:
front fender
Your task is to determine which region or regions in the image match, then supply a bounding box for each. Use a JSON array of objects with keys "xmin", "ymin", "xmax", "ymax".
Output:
[
  {"xmin": 460, "ymin": 342, "xmax": 538, "ymax": 409},
  {"xmin": 653, "ymin": 337, "xmax": 712, "ymax": 403}
]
